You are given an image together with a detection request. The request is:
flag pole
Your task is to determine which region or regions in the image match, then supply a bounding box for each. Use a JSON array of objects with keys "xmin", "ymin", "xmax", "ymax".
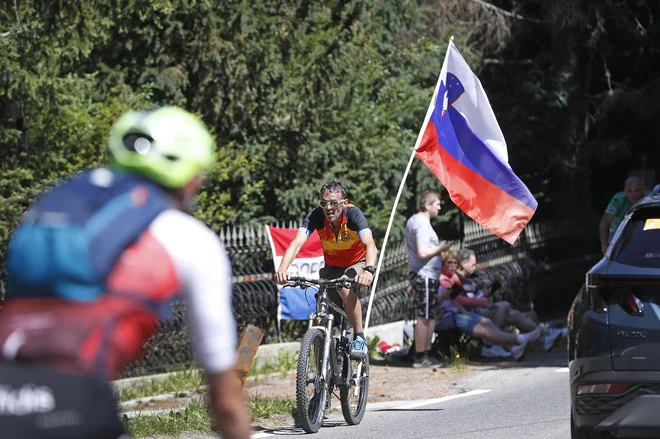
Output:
[{"xmin": 363, "ymin": 36, "xmax": 455, "ymax": 337}]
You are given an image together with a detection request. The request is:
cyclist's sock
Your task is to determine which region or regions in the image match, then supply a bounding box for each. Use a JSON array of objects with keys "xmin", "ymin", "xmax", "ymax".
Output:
[
  {"xmin": 355, "ymin": 332, "xmax": 365, "ymax": 341},
  {"xmin": 415, "ymin": 351, "xmax": 426, "ymax": 360}
]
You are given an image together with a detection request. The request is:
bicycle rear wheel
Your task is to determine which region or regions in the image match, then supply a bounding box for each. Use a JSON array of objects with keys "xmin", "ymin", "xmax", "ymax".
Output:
[
  {"xmin": 295, "ymin": 328, "xmax": 327, "ymax": 433},
  {"xmin": 340, "ymin": 355, "xmax": 369, "ymax": 425}
]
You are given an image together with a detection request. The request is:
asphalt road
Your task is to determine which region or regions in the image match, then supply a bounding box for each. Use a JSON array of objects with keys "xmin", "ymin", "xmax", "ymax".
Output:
[{"xmin": 253, "ymin": 349, "xmax": 570, "ymax": 439}]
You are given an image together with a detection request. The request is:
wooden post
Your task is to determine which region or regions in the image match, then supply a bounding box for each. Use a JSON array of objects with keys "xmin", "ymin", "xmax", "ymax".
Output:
[{"xmin": 234, "ymin": 324, "xmax": 265, "ymax": 387}]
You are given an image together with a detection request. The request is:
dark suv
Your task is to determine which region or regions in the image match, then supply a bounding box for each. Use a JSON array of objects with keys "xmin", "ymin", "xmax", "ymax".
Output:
[{"xmin": 569, "ymin": 188, "xmax": 660, "ymax": 438}]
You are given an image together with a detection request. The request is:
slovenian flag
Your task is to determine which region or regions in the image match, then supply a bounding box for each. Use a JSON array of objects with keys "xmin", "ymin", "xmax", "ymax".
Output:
[
  {"xmin": 265, "ymin": 226, "xmax": 325, "ymax": 324},
  {"xmin": 416, "ymin": 40, "xmax": 537, "ymax": 244}
]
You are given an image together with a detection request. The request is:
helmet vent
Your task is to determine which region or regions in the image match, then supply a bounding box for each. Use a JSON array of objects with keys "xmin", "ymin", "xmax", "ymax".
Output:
[
  {"xmin": 123, "ymin": 133, "xmax": 154, "ymax": 155},
  {"xmin": 164, "ymin": 154, "xmax": 180, "ymax": 162}
]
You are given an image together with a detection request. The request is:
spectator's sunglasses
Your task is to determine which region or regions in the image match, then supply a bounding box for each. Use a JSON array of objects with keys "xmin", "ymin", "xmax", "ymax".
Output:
[{"xmin": 319, "ymin": 199, "xmax": 345, "ymax": 208}]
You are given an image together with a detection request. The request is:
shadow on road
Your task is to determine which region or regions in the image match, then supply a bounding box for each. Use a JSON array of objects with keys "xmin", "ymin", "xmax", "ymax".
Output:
[
  {"xmin": 482, "ymin": 347, "xmax": 568, "ymax": 370},
  {"xmin": 256, "ymin": 425, "xmax": 311, "ymax": 436},
  {"xmin": 258, "ymin": 419, "xmax": 351, "ymax": 435},
  {"xmin": 371, "ymin": 344, "xmax": 568, "ymax": 370}
]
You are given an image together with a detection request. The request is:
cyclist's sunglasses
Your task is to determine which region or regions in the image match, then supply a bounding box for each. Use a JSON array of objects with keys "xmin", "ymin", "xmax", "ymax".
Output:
[{"xmin": 319, "ymin": 199, "xmax": 346, "ymax": 208}]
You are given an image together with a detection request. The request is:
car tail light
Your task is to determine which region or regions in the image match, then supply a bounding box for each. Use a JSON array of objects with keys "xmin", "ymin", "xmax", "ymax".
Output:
[
  {"xmin": 624, "ymin": 293, "xmax": 644, "ymax": 316},
  {"xmin": 585, "ymin": 274, "xmax": 659, "ymax": 314},
  {"xmin": 586, "ymin": 274, "xmax": 607, "ymax": 313},
  {"xmin": 577, "ymin": 383, "xmax": 631, "ymax": 395},
  {"xmin": 589, "ymin": 289, "xmax": 607, "ymax": 312}
]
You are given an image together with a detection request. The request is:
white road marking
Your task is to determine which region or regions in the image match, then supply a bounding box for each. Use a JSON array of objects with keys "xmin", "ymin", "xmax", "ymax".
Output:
[
  {"xmin": 554, "ymin": 367, "xmax": 569, "ymax": 373},
  {"xmin": 250, "ymin": 389, "xmax": 493, "ymax": 436},
  {"xmin": 393, "ymin": 389, "xmax": 492, "ymax": 410}
]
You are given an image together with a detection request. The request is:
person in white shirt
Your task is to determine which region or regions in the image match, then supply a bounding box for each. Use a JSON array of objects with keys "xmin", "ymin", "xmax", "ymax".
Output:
[{"xmin": 405, "ymin": 190, "xmax": 450, "ymax": 368}]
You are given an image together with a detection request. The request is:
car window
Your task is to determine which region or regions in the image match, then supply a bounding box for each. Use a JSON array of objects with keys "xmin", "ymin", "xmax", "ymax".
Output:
[{"xmin": 611, "ymin": 206, "xmax": 660, "ymax": 268}]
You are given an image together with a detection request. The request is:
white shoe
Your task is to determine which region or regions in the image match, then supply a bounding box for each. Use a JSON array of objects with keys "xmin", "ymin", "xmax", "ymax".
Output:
[
  {"xmin": 521, "ymin": 326, "xmax": 542, "ymax": 343},
  {"xmin": 510, "ymin": 340, "xmax": 528, "ymax": 361},
  {"xmin": 542, "ymin": 329, "xmax": 562, "ymax": 352},
  {"xmin": 481, "ymin": 345, "xmax": 512, "ymax": 358},
  {"xmin": 492, "ymin": 345, "xmax": 512, "ymax": 357}
]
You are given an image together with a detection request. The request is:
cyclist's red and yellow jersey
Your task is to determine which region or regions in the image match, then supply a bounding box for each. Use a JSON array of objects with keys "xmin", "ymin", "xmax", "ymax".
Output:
[{"xmin": 300, "ymin": 205, "xmax": 371, "ymax": 267}]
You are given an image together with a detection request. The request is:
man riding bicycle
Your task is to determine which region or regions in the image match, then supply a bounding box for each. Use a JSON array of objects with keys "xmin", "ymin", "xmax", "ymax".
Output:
[
  {"xmin": 0, "ymin": 107, "xmax": 251, "ymax": 439},
  {"xmin": 274, "ymin": 180, "xmax": 377, "ymax": 359}
]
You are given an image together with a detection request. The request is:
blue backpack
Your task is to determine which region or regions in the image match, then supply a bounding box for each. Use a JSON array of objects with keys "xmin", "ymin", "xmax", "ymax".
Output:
[{"xmin": 6, "ymin": 168, "xmax": 172, "ymax": 302}]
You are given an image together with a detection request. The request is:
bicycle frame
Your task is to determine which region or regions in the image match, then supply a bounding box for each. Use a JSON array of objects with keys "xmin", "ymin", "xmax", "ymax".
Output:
[
  {"xmin": 307, "ymin": 286, "xmax": 353, "ymax": 390},
  {"xmin": 290, "ymin": 275, "xmax": 369, "ymax": 433}
]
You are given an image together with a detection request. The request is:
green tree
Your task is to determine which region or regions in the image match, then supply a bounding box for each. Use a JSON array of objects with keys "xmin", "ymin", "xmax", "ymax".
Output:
[{"xmin": 6, "ymin": 0, "xmax": 659, "ymax": 274}]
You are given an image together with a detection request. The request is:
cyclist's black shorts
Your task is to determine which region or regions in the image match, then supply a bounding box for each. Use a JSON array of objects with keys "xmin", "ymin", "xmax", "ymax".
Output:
[
  {"xmin": 0, "ymin": 360, "xmax": 127, "ymax": 439},
  {"xmin": 319, "ymin": 259, "xmax": 366, "ymax": 307}
]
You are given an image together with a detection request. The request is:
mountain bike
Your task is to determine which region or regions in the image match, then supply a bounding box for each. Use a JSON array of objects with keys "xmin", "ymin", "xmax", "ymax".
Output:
[{"xmin": 285, "ymin": 276, "xmax": 369, "ymax": 433}]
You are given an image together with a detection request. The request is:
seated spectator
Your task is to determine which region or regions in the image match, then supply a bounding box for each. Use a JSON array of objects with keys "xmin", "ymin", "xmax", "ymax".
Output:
[
  {"xmin": 437, "ymin": 251, "xmax": 540, "ymax": 360},
  {"xmin": 455, "ymin": 248, "xmax": 562, "ymax": 353},
  {"xmin": 439, "ymin": 250, "xmax": 510, "ymax": 358}
]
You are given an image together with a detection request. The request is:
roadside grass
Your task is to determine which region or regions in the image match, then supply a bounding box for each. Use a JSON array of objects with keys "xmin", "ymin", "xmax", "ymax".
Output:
[
  {"xmin": 441, "ymin": 345, "xmax": 468, "ymax": 373},
  {"xmin": 249, "ymin": 349, "xmax": 297, "ymax": 379},
  {"xmin": 118, "ymin": 350, "xmax": 298, "ymax": 403},
  {"xmin": 248, "ymin": 394, "xmax": 296, "ymax": 419},
  {"xmin": 117, "ymin": 367, "xmax": 204, "ymax": 402},
  {"xmin": 123, "ymin": 394, "xmax": 296, "ymax": 438},
  {"xmin": 123, "ymin": 399, "xmax": 213, "ymax": 438},
  {"xmin": 120, "ymin": 351, "xmax": 299, "ymax": 437}
]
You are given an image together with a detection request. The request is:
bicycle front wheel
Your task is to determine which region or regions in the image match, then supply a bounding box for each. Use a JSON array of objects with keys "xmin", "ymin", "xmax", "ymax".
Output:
[
  {"xmin": 340, "ymin": 355, "xmax": 369, "ymax": 425},
  {"xmin": 296, "ymin": 328, "xmax": 327, "ymax": 433}
]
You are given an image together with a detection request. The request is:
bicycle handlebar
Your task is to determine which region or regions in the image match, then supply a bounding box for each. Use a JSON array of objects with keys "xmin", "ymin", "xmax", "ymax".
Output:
[{"xmin": 286, "ymin": 276, "xmax": 353, "ymax": 290}]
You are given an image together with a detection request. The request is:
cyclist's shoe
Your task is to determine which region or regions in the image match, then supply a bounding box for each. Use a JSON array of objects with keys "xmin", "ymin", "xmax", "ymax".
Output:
[{"xmin": 350, "ymin": 336, "xmax": 368, "ymax": 359}]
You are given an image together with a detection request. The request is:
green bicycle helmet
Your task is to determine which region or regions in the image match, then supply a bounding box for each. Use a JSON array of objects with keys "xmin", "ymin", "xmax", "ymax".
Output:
[{"xmin": 107, "ymin": 107, "xmax": 215, "ymax": 188}]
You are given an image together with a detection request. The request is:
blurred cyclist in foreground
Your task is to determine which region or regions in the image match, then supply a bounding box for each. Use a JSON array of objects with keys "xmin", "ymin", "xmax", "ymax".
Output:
[{"xmin": 0, "ymin": 107, "xmax": 251, "ymax": 439}]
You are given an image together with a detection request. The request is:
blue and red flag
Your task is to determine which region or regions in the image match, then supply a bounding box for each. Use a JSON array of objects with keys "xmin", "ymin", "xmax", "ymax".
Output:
[
  {"xmin": 265, "ymin": 226, "xmax": 324, "ymax": 322},
  {"xmin": 416, "ymin": 41, "xmax": 537, "ymax": 244}
]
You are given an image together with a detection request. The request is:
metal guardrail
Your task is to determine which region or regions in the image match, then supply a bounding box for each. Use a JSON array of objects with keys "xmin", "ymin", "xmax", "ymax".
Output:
[
  {"xmin": 122, "ymin": 225, "xmax": 418, "ymax": 377},
  {"xmin": 0, "ymin": 218, "xmax": 592, "ymax": 377},
  {"xmin": 124, "ymin": 219, "xmax": 590, "ymax": 377}
]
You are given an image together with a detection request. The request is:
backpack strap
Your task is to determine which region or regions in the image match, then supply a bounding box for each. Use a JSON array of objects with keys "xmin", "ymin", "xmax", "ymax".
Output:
[
  {"xmin": 86, "ymin": 182, "xmax": 171, "ymax": 280},
  {"xmin": 7, "ymin": 169, "xmax": 173, "ymax": 301}
]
